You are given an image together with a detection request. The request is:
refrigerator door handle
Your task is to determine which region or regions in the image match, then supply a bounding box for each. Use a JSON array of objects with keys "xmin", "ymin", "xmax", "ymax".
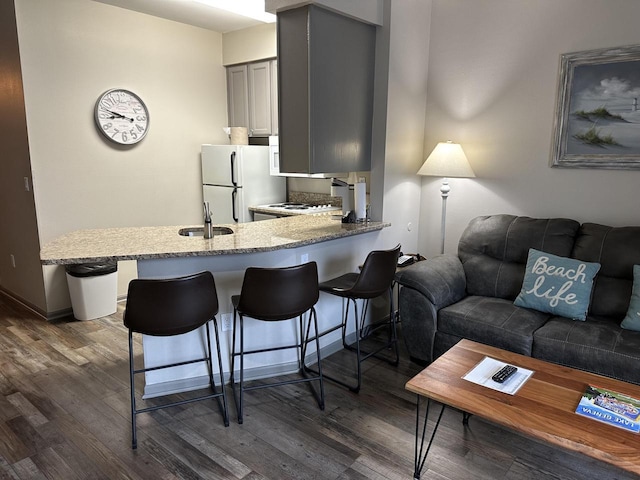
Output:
[
  {"xmin": 232, "ymin": 187, "xmax": 239, "ymax": 222},
  {"xmin": 230, "ymin": 151, "xmax": 237, "ymax": 186}
]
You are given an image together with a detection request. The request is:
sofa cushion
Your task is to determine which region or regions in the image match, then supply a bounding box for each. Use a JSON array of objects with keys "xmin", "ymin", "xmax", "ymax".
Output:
[
  {"xmin": 459, "ymin": 215, "xmax": 580, "ymax": 300},
  {"xmin": 571, "ymin": 223, "xmax": 640, "ymax": 321},
  {"xmin": 533, "ymin": 316, "xmax": 640, "ymax": 385},
  {"xmin": 621, "ymin": 265, "xmax": 640, "ymax": 331},
  {"xmin": 514, "ymin": 249, "xmax": 600, "ymax": 321},
  {"xmin": 438, "ymin": 296, "xmax": 551, "ymax": 355}
]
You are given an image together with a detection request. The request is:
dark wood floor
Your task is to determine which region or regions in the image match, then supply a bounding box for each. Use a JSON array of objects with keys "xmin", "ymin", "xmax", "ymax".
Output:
[{"xmin": 0, "ymin": 295, "xmax": 637, "ymax": 480}]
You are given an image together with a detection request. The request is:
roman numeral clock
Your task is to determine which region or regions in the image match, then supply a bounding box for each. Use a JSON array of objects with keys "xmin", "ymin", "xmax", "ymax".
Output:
[{"xmin": 94, "ymin": 88, "xmax": 149, "ymax": 145}]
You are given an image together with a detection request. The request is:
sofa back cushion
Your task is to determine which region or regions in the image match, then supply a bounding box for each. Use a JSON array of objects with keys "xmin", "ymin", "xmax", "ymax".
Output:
[
  {"xmin": 571, "ymin": 223, "xmax": 640, "ymax": 321},
  {"xmin": 459, "ymin": 215, "xmax": 580, "ymax": 300}
]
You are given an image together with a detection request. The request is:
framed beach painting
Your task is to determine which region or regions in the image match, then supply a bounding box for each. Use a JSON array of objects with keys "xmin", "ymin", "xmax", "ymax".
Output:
[{"xmin": 551, "ymin": 44, "xmax": 640, "ymax": 169}]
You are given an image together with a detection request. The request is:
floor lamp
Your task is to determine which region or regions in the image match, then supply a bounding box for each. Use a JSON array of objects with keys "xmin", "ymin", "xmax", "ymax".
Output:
[{"xmin": 418, "ymin": 141, "xmax": 475, "ymax": 254}]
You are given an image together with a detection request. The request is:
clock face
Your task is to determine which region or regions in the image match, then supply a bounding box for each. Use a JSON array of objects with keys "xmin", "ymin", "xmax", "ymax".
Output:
[{"xmin": 94, "ymin": 89, "xmax": 149, "ymax": 145}]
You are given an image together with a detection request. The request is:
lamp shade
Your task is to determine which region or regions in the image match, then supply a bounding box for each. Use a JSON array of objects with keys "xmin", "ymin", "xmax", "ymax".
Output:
[{"xmin": 418, "ymin": 141, "xmax": 475, "ymax": 178}]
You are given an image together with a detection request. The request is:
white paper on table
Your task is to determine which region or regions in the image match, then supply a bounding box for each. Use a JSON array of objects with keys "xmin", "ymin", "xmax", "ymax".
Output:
[{"xmin": 462, "ymin": 356, "xmax": 534, "ymax": 395}]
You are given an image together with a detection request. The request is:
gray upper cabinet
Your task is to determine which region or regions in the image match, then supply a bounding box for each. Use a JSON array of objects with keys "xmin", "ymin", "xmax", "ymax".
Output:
[
  {"xmin": 227, "ymin": 60, "xmax": 278, "ymax": 137},
  {"xmin": 277, "ymin": 5, "xmax": 376, "ymax": 174},
  {"xmin": 248, "ymin": 61, "xmax": 272, "ymax": 136},
  {"xmin": 271, "ymin": 60, "xmax": 278, "ymax": 136},
  {"xmin": 226, "ymin": 65, "xmax": 249, "ymax": 130}
]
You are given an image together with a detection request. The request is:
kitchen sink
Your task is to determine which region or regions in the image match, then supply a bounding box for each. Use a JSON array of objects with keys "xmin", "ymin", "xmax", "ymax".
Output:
[{"xmin": 178, "ymin": 226, "xmax": 234, "ymax": 237}]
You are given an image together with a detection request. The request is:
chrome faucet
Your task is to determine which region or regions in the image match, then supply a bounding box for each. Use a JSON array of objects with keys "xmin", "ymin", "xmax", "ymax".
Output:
[{"xmin": 204, "ymin": 202, "xmax": 213, "ymax": 239}]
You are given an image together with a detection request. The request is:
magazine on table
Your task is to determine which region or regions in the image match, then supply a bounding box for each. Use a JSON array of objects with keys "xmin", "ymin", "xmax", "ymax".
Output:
[
  {"xmin": 575, "ymin": 385, "xmax": 640, "ymax": 433},
  {"xmin": 462, "ymin": 356, "xmax": 534, "ymax": 395}
]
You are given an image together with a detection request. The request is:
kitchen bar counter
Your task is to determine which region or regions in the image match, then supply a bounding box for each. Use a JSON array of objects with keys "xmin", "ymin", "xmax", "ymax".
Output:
[
  {"xmin": 41, "ymin": 214, "xmax": 390, "ymax": 399},
  {"xmin": 40, "ymin": 214, "xmax": 389, "ymax": 265}
]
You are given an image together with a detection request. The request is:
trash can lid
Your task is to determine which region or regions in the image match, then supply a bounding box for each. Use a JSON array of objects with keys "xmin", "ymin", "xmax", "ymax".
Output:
[{"xmin": 65, "ymin": 262, "xmax": 118, "ymax": 277}]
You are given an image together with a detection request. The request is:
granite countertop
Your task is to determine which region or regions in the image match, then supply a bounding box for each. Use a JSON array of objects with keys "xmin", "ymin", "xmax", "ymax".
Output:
[
  {"xmin": 248, "ymin": 205, "xmax": 298, "ymax": 217},
  {"xmin": 40, "ymin": 215, "xmax": 390, "ymax": 265},
  {"xmin": 248, "ymin": 206, "xmax": 341, "ymax": 217}
]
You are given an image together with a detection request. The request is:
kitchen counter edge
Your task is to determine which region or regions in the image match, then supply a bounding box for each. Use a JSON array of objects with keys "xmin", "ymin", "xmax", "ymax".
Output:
[{"xmin": 40, "ymin": 215, "xmax": 390, "ymax": 265}]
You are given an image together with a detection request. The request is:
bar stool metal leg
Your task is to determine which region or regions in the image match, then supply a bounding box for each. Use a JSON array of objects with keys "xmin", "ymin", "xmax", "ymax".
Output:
[
  {"xmin": 348, "ymin": 287, "xmax": 399, "ymax": 366},
  {"xmin": 229, "ymin": 262, "xmax": 323, "ymax": 424},
  {"xmin": 309, "ymin": 290, "xmax": 399, "ymax": 394},
  {"xmin": 309, "ymin": 245, "xmax": 401, "ymax": 393},
  {"xmin": 230, "ymin": 310, "xmax": 246, "ymax": 424},
  {"xmin": 301, "ymin": 308, "xmax": 325, "ymax": 409},
  {"xmin": 128, "ymin": 330, "xmax": 138, "ymax": 449},
  {"xmin": 209, "ymin": 319, "xmax": 230, "ymax": 426},
  {"xmin": 124, "ymin": 272, "xmax": 229, "ymax": 449}
]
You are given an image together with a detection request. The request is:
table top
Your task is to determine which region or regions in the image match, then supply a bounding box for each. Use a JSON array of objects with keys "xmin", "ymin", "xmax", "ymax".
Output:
[
  {"xmin": 40, "ymin": 215, "xmax": 389, "ymax": 265},
  {"xmin": 406, "ymin": 339, "xmax": 640, "ymax": 474}
]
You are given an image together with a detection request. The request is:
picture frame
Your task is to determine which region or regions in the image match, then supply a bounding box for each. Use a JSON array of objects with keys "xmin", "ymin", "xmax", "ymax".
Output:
[{"xmin": 551, "ymin": 44, "xmax": 640, "ymax": 169}]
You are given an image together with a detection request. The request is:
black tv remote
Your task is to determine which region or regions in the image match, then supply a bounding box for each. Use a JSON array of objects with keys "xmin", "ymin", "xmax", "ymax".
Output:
[{"xmin": 492, "ymin": 365, "xmax": 517, "ymax": 383}]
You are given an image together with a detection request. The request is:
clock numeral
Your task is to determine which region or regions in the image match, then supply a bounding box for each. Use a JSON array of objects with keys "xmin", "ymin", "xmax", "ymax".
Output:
[
  {"xmin": 135, "ymin": 124, "xmax": 145, "ymax": 133},
  {"xmin": 102, "ymin": 123, "xmax": 112, "ymax": 130},
  {"xmin": 111, "ymin": 127, "xmax": 120, "ymax": 138},
  {"xmin": 136, "ymin": 115, "xmax": 146, "ymax": 122},
  {"xmin": 122, "ymin": 131, "xmax": 128, "ymax": 142},
  {"xmin": 100, "ymin": 97, "xmax": 115, "ymax": 109},
  {"xmin": 129, "ymin": 129, "xmax": 138, "ymax": 140}
]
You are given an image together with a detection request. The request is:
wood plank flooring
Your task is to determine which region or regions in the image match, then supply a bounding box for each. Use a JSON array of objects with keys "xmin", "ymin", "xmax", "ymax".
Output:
[{"xmin": 0, "ymin": 295, "xmax": 637, "ymax": 479}]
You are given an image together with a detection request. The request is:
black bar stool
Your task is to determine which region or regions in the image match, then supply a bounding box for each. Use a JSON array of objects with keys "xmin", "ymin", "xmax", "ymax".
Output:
[
  {"xmin": 307, "ymin": 244, "xmax": 401, "ymax": 393},
  {"xmin": 124, "ymin": 271, "xmax": 229, "ymax": 449},
  {"xmin": 230, "ymin": 262, "xmax": 324, "ymax": 424}
]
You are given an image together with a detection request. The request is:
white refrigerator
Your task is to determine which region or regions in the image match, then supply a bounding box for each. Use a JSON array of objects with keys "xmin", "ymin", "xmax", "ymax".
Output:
[{"xmin": 202, "ymin": 145, "xmax": 286, "ymax": 223}]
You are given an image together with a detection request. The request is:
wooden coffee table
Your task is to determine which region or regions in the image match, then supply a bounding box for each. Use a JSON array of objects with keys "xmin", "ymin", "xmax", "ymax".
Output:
[{"xmin": 405, "ymin": 339, "xmax": 640, "ymax": 479}]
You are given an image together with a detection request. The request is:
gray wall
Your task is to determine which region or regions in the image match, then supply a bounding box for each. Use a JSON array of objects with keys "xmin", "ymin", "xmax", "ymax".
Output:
[{"xmin": 419, "ymin": 0, "xmax": 640, "ymax": 257}]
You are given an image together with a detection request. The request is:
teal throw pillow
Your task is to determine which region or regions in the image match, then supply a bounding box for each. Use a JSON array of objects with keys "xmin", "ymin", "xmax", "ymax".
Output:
[
  {"xmin": 621, "ymin": 265, "xmax": 640, "ymax": 332},
  {"xmin": 514, "ymin": 249, "xmax": 601, "ymax": 321}
]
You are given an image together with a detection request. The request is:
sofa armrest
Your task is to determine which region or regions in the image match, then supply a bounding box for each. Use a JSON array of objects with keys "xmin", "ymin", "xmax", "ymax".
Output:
[
  {"xmin": 395, "ymin": 254, "xmax": 467, "ymax": 310},
  {"xmin": 395, "ymin": 255, "xmax": 467, "ymax": 364}
]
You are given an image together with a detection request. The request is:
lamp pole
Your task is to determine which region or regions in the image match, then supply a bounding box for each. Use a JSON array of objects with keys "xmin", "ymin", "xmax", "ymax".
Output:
[{"xmin": 439, "ymin": 178, "xmax": 450, "ymax": 254}]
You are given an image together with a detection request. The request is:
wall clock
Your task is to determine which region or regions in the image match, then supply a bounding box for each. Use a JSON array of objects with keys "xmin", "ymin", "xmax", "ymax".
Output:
[{"xmin": 94, "ymin": 88, "xmax": 149, "ymax": 145}]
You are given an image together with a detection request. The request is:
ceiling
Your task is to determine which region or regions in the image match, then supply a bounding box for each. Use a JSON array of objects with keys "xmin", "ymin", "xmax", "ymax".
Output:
[{"xmin": 92, "ymin": 0, "xmax": 270, "ymax": 33}]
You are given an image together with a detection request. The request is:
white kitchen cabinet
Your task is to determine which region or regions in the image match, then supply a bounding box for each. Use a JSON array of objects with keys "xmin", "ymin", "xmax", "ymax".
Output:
[{"xmin": 227, "ymin": 59, "xmax": 278, "ymax": 136}]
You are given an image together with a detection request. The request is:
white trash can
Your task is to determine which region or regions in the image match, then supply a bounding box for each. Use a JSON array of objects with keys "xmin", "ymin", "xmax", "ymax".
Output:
[{"xmin": 65, "ymin": 262, "xmax": 118, "ymax": 320}]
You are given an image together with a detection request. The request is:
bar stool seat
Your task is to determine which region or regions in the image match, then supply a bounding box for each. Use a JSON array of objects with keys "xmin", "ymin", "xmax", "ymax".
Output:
[
  {"xmin": 309, "ymin": 245, "xmax": 401, "ymax": 393},
  {"xmin": 230, "ymin": 261, "xmax": 324, "ymax": 424},
  {"xmin": 124, "ymin": 271, "xmax": 229, "ymax": 449}
]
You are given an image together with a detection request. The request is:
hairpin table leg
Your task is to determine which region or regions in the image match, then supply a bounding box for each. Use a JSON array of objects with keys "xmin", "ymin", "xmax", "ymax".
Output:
[
  {"xmin": 413, "ymin": 394, "xmax": 446, "ymax": 479},
  {"xmin": 463, "ymin": 411, "xmax": 472, "ymax": 425}
]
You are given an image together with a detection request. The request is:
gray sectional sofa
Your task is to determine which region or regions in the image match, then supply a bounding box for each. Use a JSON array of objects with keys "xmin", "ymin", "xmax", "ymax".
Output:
[{"xmin": 395, "ymin": 214, "xmax": 640, "ymax": 385}]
